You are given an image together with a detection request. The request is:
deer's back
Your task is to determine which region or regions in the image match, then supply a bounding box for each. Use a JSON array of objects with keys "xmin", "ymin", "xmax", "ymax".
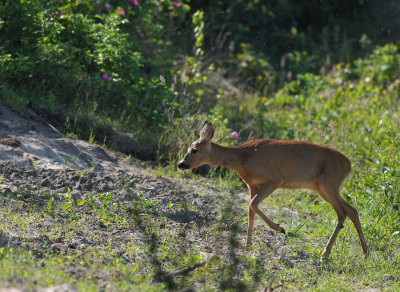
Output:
[{"xmin": 235, "ymin": 139, "xmax": 351, "ymax": 188}]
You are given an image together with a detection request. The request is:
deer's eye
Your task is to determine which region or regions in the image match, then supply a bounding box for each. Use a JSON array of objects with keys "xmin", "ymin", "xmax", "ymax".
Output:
[{"xmin": 191, "ymin": 148, "xmax": 199, "ymax": 154}]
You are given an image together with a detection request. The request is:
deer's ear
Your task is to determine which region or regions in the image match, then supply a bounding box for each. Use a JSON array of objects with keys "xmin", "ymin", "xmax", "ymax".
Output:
[{"xmin": 199, "ymin": 120, "xmax": 214, "ymax": 142}]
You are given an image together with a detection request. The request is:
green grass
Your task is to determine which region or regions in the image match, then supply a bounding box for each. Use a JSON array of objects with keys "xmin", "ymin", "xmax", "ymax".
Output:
[
  {"xmin": 0, "ymin": 189, "xmax": 201, "ymax": 291},
  {"xmin": 1, "ymin": 169, "xmax": 399, "ymax": 291}
]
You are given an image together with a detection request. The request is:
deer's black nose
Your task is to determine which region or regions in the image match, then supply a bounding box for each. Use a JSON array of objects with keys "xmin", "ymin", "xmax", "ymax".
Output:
[{"xmin": 178, "ymin": 162, "xmax": 189, "ymax": 170}]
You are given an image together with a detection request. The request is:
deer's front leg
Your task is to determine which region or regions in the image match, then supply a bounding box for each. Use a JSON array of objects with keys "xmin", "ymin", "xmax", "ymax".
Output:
[
  {"xmin": 246, "ymin": 206, "xmax": 256, "ymax": 246},
  {"xmin": 246, "ymin": 204, "xmax": 256, "ymax": 246},
  {"xmin": 250, "ymin": 182, "xmax": 285, "ymax": 234},
  {"xmin": 245, "ymin": 185, "xmax": 259, "ymax": 246}
]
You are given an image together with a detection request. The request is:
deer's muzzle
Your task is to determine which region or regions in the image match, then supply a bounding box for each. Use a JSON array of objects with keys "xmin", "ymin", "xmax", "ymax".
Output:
[{"xmin": 177, "ymin": 161, "xmax": 189, "ymax": 170}]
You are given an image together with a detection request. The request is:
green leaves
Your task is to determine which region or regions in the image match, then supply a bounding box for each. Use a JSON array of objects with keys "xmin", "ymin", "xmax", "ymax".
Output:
[{"xmin": 0, "ymin": 0, "xmax": 176, "ymax": 130}]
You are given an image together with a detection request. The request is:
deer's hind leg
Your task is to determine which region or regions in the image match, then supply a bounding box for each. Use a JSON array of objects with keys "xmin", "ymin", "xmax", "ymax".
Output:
[
  {"xmin": 317, "ymin": 177, "xmax": 368, "ymax": 259},
  {"xmin": 316, "ymin": 181, "xmax": 348, "ymax": 259},
  {"xmin": 341, "ymin": 198, "xmax": 369, "ymax": 258}
]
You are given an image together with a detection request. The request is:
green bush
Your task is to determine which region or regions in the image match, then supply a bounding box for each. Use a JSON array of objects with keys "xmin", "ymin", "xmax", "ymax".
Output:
[{"xmin": 0, "ymin": 0, "xmax": 181, "ymax": 129}]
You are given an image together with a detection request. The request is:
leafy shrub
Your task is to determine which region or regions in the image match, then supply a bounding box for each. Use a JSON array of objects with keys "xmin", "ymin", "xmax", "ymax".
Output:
[{"xmin": 0, "ymin": 0, "xmax": 180, "ymax": 129}]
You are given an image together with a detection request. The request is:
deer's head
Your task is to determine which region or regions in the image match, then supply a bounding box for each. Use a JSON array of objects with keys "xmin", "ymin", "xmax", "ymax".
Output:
[{"xmin": 178, "ymin": 121, "xmax": 214, "ymax": 170}]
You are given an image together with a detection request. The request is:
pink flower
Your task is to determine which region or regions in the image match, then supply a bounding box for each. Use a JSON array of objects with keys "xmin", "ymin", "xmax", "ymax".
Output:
[
  {"xmin": 141, "ymin": 72, "xmax": 148, "ymax": 78},
  {"xmin": 103, "ymin": 6, "xmax": 109, "ymax": 13},
  {"xmin": 129, "ymin": 0, "xmax": 139, "ymax": 6},
  {"xmin": 102, "ymin": 73, "xmax": 111, "ymax": 81},
  {"xmin": 147, "ymin": 94, "xmax": 152, "ymax": 100},
  {"xmin": 173, "ymin": 2, "xmax": 181, "ymax": 7},
  {"xmin": 60, "ymin": 12, "xmax": 65, "ymax": 15},
  {"xmin": 120, "ymin": 9, "xmax": 126, "ymax": 15},
  {"xmin": 50, "ymin": 14, "xmax": 55, "ymax": 18},
  {"xmin": 231, "ymin": 131, "xmax": 238, "ymax": 141}
]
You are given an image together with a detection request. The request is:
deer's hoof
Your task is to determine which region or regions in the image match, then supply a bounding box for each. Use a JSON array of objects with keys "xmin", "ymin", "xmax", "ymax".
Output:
[{"xmin": 320, "ymin": 249, "xmax": 329, "ymax": 261}]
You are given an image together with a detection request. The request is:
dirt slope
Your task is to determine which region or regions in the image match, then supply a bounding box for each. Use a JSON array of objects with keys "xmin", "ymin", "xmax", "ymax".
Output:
[{"xmin": 0, "ymin": 106, "xmax": 295, "ymax": 291}]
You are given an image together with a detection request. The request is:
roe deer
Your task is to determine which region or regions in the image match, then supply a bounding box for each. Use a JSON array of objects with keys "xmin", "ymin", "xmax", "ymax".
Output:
[{"xmin": 178, "ymin": 121, "xmax": 368, "ymax": 259}]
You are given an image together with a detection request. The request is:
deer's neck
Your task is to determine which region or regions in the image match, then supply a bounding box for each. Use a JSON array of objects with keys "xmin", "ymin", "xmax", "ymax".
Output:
[{"xmin": 208, "ymin": 143, "xmax": 243, "ymax": 172}]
